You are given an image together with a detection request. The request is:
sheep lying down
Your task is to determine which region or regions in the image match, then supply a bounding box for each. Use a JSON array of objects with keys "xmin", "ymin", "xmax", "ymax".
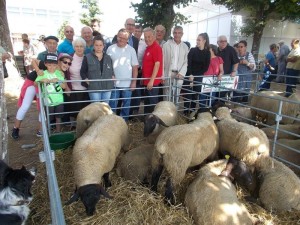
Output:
[
  {"xmin": 254, "ymin": 157, "xmax": 300, "ymax": 212},
  {"xmin": 66, "ymin": 114, "xmax": 129, "ymax": 216},
  {"xmin": 116, "ymin": 144, "xmax": 154, "ymax": 184},
  {"xmin": 185, "ymin": 159, "xmax": 256, "ymax": 225}
]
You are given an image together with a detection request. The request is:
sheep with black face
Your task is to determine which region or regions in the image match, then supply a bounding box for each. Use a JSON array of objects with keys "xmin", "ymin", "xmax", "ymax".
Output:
[
  {"xmin": 151, "ymin": 110, "xmax": 219, "ymax": 204},
  {"xmin": 144, "ymin": 101, "xmax": 178, "ymax": 144},
  {"xmin": 66, "ymin": 114, "xmax": 129, "ymax": 216}
]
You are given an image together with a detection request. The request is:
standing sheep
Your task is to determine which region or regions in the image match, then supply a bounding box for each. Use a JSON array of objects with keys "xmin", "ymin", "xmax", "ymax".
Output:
[
  {"xmin": 116, "ymin": 144, "xmax": 154, "ymax": 185},
  {"xmin": 254, "ymin": 156, "xmax": 300, "ymax": 212},
  {"xmin": 66, "ymin": 114, "xmax": 129, "ymax": 216},
  {"xmin": 250, "ymin": 91, "xmax": 300, "ymax": 125},
  {"xmin": 185, "ymin": 159, "xmax": 256, "ymax": 225},
  {"xmin": 215, "ymin": 107, "xmax": 270, "ymax": 166},
  {"xmin": 76, "ymin": 102, "xmax": 113, "ymax": 138},
  {"xmin": 231, "ymin": 106, "xmax": 253, "ymax": 124},
  {"xmin": 151, "ymin": 111, "xmax": 219, "ymax": 204},
  {"xmin": 144, "ymin": 101, "xmax": 178, "ymax": 144}
]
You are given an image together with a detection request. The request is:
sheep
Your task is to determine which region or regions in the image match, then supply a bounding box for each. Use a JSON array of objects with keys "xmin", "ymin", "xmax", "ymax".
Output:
[
  {"xmin": 76, "ymin": 102, "xmax": 113, "ymax": 138},
  {"xmin": 261, "ymin": 124, "xmax": 300, "ymax": 140},
  {"xmin": 144, "ymin": 101, "xmax": 178, "ymax": 144},
  {"xmin": 116, "ymin": 144, "xmax": 154, "ymax": 185},
  {"xmin": 151, "ymin": 110, "xmax": 219, "ymax": 204},
  {"xmin": 215, "ymin": 107, "xmax": 270, "ymax": 166},
  {"xmin": 66, "ymin": 114, "xmax": 129, "ymax": 216},
  {"xmin": 185, "ymin": 159, "xmax": 256, "ymax": 225},
  {"xmin": 231, "ymin": 106, "xmax": 253, "ymax": 124},
  {"xmin": 254, "ymin": 156, "xmax": 300, "ymax": 212},
  {"xmin": 250, "ymin": 90, "xmax": 300, "ymax": 125}
]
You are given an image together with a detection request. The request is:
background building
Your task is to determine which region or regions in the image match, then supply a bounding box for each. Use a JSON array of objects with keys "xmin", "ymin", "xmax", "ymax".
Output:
[{"xmin": 179, "ymin": 0, "xmax": 300, "ymax": 59}]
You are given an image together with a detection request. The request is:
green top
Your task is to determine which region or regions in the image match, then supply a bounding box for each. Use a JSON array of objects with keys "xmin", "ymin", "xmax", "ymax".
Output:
[{"xmin": 35, "ymin": 70, "xmax": 64, "ymax": 106}]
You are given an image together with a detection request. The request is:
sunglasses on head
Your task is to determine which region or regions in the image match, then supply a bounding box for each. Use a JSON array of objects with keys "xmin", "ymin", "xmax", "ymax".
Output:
[{"xmin": 62, "ymin": 61, "xmax": 72, "ymax": 66}]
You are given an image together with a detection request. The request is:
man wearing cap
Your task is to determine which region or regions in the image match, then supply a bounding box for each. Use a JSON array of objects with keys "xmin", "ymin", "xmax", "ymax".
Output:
[
  {"xmin": 276, "ymin": 40, "xmax": 290, "ymax": 83},
  {"xmin": 37, "ymin": 35, "xmax": 60, "ymax": 61},
  {"xmin": 58, "ymin": 25, "xmax": 75, "ymax": 55}
]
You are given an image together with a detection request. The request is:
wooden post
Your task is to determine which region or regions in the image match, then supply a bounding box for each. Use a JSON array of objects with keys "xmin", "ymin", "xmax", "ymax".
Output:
[{"xmin": 0, "ymin": 62, "xmax": 8, "ymax": 162}]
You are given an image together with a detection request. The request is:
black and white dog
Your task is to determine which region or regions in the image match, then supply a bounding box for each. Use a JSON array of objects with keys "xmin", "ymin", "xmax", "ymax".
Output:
[{"xmin": 0, "ymin": 160, "xmax": 36, "ymax": 225}]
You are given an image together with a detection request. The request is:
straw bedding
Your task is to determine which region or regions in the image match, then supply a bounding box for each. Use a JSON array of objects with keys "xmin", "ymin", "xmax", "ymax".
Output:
[{"xmin": 28, "ymin": 116, "xmax": 300, "ymax": 225}]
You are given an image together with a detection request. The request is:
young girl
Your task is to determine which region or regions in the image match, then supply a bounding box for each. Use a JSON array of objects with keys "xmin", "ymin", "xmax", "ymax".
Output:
[{"xmin": 203, "ymin": 44, "xmax": 224, "ymax": 105}]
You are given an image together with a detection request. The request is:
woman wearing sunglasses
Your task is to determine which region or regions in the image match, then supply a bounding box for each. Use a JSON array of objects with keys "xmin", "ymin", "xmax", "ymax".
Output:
[{"xmin": 11, "ymin": 53, "xmax": 73, "ymax": 139}]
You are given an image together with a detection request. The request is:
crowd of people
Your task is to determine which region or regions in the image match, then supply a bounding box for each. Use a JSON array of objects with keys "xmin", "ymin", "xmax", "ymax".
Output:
[{"xmin": 6, "ymin": 17, "xmax": 300, "ymax": 139}]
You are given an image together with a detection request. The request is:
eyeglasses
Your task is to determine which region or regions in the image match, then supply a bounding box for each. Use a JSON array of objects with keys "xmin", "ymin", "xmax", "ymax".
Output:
[
  {"xmin": 62, "ymin": 61, "xmax": 72, "ymax": 66},
  {"xmin": 126, "ymin": 23, "xmax": 135, "ymax": 27}
]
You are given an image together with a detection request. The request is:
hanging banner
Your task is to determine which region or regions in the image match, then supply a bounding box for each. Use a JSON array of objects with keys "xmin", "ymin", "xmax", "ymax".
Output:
[{"xmin": 201, "ymin": 75, "xmax": 239, "ymax": 93}]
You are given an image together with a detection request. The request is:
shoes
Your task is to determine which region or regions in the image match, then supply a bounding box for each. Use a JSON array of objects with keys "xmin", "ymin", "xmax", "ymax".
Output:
[
  {"xmin": 11, "ymin": 128, "xmax": 20, "ymax": 139},
  {"xmin": 36, "ymin": 130, "xmax": 43, "ymax": 137}
]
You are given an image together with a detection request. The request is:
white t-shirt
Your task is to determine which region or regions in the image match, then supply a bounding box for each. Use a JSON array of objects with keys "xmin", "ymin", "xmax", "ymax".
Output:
[{"xmin": 107, "ymin": 44, "xmax": 138, "ymax": 88}]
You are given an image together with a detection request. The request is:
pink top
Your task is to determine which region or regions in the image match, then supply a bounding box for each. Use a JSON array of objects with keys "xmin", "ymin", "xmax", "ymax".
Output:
[
  {"xmin": 69, "ymin": 54, "xmax": 86, "ymax": 90},
  {"xmin": 17, "ymin": 79, "xmax": 35, "ymax": 108},
  {"xmin": 204, "ymin": 56, "xmax": 224, "ymax": 76}
]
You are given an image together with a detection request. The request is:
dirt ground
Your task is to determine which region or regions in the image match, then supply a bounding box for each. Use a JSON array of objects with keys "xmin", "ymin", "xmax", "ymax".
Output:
[{"xmin": 5, "ymin": 74, "xmax": 42, "ymax": 169}]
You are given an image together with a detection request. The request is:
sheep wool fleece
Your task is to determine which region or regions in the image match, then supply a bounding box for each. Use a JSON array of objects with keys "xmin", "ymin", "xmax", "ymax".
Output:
[{"xmin": 73, "ymin": 114, "xmax": 129, "ymax": 187}]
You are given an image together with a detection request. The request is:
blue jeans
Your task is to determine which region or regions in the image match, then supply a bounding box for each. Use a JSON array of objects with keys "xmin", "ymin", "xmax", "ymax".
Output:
[
  {"xmin": 89, "ymin": 91, "xmax": 111, "ymax": 104},
  {"xmin": 109, "ymin": 88, "xmax": 132, "ymax": 121},
  {"xmin": 285, "ymin": 68, "xmax": 299, "ymax": 96},
  {"xmin": 144, "ymin": 87, "xmax": 159, "ymax": 114}
]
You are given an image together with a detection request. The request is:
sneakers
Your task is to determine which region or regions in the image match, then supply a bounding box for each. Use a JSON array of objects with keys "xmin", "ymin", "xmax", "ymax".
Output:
[
  {"xmin": 11, "ymin": 128, "xmax": 20, "ymax": 139},
  {"xmin": 36, "ymin": 130, "xmax": 43, "ymax": 137}
]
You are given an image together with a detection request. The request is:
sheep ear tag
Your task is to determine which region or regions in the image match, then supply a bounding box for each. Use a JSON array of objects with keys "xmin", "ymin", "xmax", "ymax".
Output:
[{"xmin": 225, "ymin": 154, "xmax": 230, "ymax": 160}]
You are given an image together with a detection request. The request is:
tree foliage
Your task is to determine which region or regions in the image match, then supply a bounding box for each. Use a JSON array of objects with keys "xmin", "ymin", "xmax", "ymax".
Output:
[
  {"xmin": 211, "ymin": 0, "xmax": 300, "ymax": 56},
  {"xmin": 131, "ymin": 0, "xmax": 196, "ymax": 38},
  {"xmin": 57, "ymin": 21, "xmax": 69, "ymax": 40},
  {"xmin": 79, "ymin": 0, "xmax": 102, "ymax": 26}
]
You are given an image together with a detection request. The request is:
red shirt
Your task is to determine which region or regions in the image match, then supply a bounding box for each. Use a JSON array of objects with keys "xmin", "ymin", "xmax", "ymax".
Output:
[
  {"xmin": 142, "ymin": 41, "xmax": 163, "ymax": 86},
  {"xmin": 204, "ymin": 56, "xmax": 224, "ymax": 76}
]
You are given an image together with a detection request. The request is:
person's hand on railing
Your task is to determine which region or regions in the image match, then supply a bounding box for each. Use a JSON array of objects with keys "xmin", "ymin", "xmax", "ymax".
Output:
[
  {"xmin": 147, "ymin": 79, "xmax": 154, "ymax": 90},
  {"xmin": 230, "ymin": 71, "xmax": 236, "ymax": 77},
  {"xmin": 175, "ymin": 73, "xmax": 184, "ymax": 79},
  {"xmin": 189, "ymin": 75, "xmax": 194, "ymax": 87},
  {"xmin": 130, "ymin": 80, "xmax": 136, "ymax": 91}
]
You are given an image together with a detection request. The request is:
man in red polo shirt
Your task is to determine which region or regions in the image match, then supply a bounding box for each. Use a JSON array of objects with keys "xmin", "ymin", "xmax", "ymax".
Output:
[{"xmin": 142, "ymin": 27, "xmax": 163, "ymax": 114}]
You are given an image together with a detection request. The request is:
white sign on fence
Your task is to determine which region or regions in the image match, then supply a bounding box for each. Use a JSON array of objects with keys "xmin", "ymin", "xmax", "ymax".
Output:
[{"xmin": 201, "ymin": 75, "xmax": 239, "ymax": 93}]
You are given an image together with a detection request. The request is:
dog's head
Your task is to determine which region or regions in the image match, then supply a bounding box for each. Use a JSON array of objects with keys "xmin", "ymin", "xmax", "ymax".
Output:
[{"xmin": 0, "ymin": 161, "xmax": 36, "ymax": 201}]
